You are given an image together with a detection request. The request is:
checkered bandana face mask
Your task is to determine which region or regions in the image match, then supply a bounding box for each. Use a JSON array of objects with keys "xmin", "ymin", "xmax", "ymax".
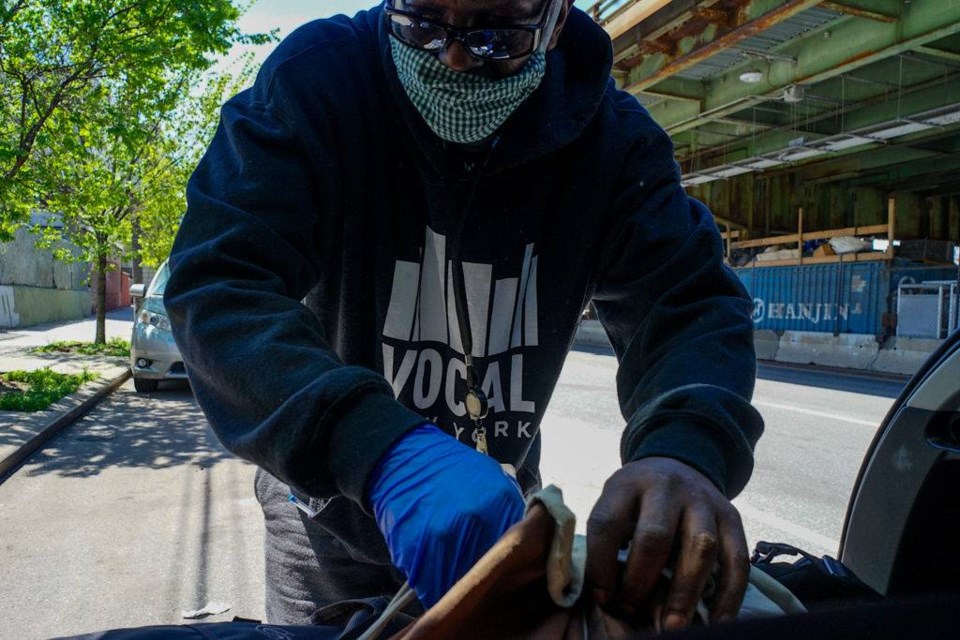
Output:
[{"xmin": 390, "ymin": 37, "xmax": 547, "ymax": 145}]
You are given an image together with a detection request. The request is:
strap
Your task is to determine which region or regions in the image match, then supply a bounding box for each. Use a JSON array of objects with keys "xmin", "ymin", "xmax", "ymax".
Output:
[
  {"xmin": 752, "ymin": 541, "xmax": 817, "ymax": 565},
  {"xmin": 356, "ymin": 583, "xmax": 417, "ymax": 640}
]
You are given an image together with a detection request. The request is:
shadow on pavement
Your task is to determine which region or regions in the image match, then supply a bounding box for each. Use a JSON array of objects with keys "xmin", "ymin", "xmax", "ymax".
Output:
[
  {"xmin": 569, "ymin": 343, "xmax": 907, "ymax": 399},
  {"xmin": 24, "ymin": 352, "xmax": 129, "ymax": 367},
  {"xmin": 11, "ymin": 382, "xmax": 237, "ymax": 479},
  {"xmin": 570, "ymin": 344, "xmax": 615, "ymax": 357},
  {"xmin": 106, "ymin": 307, "xmax": 134, "ymax": 321},
  {"xmin": 757, "ymin": 363, "xmax": 906, "ymax": 399}
]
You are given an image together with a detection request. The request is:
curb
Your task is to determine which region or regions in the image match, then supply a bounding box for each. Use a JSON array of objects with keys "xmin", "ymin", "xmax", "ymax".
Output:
[
  {"xmin": 0, "ymin": 368, "xmax": 132, "ymax": 482},
  {"xmin": 757, "ymin": 359, "xmax": 910, "ymax": 383}
]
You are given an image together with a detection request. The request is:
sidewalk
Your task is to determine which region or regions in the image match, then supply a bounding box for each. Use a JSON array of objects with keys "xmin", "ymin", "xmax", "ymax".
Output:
[{"xmin": 0, "ymin": 310, "xmax": 134, "ymax": 478}]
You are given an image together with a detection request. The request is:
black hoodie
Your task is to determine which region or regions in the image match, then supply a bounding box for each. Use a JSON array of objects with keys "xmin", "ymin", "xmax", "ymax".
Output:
[{"xmin": 165, "ymin": 5, "xmax": 763, "ymax": 563}]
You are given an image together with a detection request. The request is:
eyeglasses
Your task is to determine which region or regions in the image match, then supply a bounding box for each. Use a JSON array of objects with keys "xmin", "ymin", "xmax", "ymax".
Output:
[{"xmin": 384, "ymin": 0, "xmax": 557, "ymax": 61}]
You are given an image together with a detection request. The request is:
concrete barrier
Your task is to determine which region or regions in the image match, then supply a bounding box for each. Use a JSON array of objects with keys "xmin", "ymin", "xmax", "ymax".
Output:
[
  {"xmin": 754, "ymin": 330, "xmax": 780, "ymax": 361},
  {"xmin": 871, "ymin": 337, "xmax": 944, "ymax": 376},
  {"xmin": 777, "ymin": 331, "xmax": 881, "ymax": 370},
  {"xmin": 575, "ymin": 321, "xmax": 939, "ymax": 377}
]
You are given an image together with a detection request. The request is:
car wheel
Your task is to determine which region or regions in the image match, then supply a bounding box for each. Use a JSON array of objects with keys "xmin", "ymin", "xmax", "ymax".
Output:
[{"xmin": 134, "ymin": 378, "xmax": 160, "ymax": 393}]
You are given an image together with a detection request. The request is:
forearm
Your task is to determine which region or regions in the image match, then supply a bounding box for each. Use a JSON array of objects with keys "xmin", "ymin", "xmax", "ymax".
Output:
[
  {"xmin": 594, "ymin": 150, "xmax": 763, "ymax": 497},
  {"xmin": 610, "ymin": 250, "xmax": 761, "ymax": 497},
  {"xmin": 602, "ymin": 253, "xmax": 762, "ymax": 496},
  {"xmin": 165, "ymin": 84, "xmax": 426, "ymax": 502},
  {"xmin": 167, "ymin": 243, "xmax": 426, "ymax": 502}
]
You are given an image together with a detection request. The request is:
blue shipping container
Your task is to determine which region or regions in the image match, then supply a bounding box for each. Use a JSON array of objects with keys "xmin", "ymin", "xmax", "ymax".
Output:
[{"xmin": 735, "ymin": 261, "xmax": 888, "ymax": 336}]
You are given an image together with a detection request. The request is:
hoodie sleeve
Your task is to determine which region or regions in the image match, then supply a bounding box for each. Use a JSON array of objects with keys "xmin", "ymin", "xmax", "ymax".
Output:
[
  {"xmin": 591, "ymin": 127, "xmax": 763, "ymax": 499},
  {"xmin": 164, "ymin": 63, "xmax": 426, "ymax": 506}
]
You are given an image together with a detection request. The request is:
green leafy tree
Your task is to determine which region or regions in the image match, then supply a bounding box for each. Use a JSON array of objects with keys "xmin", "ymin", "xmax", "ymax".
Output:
[
  {"xmin": 1, "ymin": 0, "xmax": 268, "ymax": 342},
  {"xmin": 33, "ymin": 60, "xmax": 254, "ymax": 344},
  {"xmin": 134, "ymin": 61, "xmax": 254, "ymax": 271},
  {"xmin": 0, "ymin": 0, "xmax": 268, "ymax": 235},
  {"xmin": 32, "ymin": 88, "xmax": 140, "ymax": 344}
]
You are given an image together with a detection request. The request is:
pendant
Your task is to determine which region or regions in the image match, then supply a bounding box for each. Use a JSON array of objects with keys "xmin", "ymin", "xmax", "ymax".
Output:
[
  {"xmin": 465, "ymin": 388, "xmax": 489, "ymax": 421},
  {"xmin": 474, "ymin": 425, "xmax": 489, "ymax": 455}
]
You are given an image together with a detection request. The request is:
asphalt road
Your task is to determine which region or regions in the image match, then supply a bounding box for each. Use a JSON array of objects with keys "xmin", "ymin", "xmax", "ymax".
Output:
[
  {"xmin": 0, "ymin": 349, "xmax": 906, "ymax": 638},
  {"xmin": 0, "ymin": 380, "xmax": 265, "ymax": 639},
  {"xmin": 539, "ymin": 349, "xmax": 905, "ymax": 560}
]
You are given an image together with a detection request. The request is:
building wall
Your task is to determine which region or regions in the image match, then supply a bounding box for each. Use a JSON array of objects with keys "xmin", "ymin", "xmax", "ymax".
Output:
[
  {"xmin": 0, "ymin": 285, "xmax": 90, "ymax": 328},
  {"xmin": 140, "ymin": 265, "xmax": 159, "ymax": 289},
  {"xmin": 93, "ymin": 257, "xmax": 132, "ymax": 312},
  {"xmin": 0, "ymin": 227, "xmax": 91, "ymax": 329}
]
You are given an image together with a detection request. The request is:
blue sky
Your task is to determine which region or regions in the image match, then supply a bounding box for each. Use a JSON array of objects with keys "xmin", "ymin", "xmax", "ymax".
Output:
[
  {"xmin": 231, "ymin": 0, "xmax": 595, "ymax": 68},
  {"xmin": 238, "ymin": 0, "xmax": 373, "ymax": 44}
]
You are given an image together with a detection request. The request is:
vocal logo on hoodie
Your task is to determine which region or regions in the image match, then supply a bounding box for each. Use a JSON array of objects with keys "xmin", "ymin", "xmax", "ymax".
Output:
[{"xmin": 381, "ymin": 227, "xmax": 539, "ymax": 443}]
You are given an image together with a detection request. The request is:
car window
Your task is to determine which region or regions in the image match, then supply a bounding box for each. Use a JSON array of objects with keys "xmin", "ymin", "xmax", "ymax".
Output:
[{"xmin": 147, "ymin": 262, "xmax": 171, "ymax": 298}]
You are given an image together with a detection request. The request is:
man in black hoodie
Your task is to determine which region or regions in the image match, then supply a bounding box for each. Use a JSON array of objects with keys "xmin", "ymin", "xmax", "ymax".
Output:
[{"xmin": 165, "ymin": 0, "xmax": 764, "ymax": 630}]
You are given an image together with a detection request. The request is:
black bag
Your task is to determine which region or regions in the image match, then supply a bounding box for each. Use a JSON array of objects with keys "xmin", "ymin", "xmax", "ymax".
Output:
[
  {"xmin": 57, "ymin": 596, "xmax": 414, "ymax": 640},
  {"xmin": 751, "ymin": 541, "xmax": 885, "ymax": 611}
]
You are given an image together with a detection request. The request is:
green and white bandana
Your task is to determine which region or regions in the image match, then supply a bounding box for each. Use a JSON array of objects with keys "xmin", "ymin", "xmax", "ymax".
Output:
[{"xmin": 390, "ymin": 37, "xmax": 547, "ymax": 145}]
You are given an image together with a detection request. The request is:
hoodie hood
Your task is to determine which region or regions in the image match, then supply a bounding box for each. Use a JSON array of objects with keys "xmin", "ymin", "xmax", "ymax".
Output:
[{"xmin": 372, "ymin": 5, "xmax": 614, "ymax": 174}]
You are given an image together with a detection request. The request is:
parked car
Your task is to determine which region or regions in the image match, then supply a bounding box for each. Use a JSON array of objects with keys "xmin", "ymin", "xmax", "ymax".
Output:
[
  {"xmin": 128, "ymin": 261, "xmax": 187, "ymax": 393},
  {"xmin": 839, "ymin": 327, "xmax": 960, "ymax": 598}
]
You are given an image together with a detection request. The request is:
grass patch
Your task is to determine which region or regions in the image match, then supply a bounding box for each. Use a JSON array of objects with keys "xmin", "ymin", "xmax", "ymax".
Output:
[
  {"xmin": 33, "ymin": 337, "xmax": 130, "ymax": 358},
  {"xmin": 0, "ymin": 368, "xmax": 99, "ymax": 412}
]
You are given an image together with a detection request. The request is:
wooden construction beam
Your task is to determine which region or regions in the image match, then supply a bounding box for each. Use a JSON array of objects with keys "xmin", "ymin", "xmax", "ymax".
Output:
[{"xmin": 729, "ymin": 204, "xmax": 896, "ymax": 267}]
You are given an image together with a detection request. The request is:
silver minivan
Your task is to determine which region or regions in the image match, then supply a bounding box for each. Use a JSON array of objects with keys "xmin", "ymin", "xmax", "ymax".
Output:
[{"xmin": 129, "ymin": 261, "xmax": 187, "ymax": 392}]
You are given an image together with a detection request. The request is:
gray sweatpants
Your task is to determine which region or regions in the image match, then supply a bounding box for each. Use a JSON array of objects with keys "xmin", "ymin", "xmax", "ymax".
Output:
[{"xmin": 254, "ymin": 468, "xmax": 415, "ymax": 625}]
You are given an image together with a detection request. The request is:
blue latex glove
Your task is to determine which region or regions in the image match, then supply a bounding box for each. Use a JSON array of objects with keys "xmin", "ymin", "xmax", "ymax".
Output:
[{"xmin": 368, "ymin": 423, "xmax": 526, "ymax": 607}]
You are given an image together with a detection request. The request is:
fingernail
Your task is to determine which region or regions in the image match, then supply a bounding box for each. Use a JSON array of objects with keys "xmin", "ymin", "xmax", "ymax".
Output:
[
  {"xmin": 663, "ymin": 613, "xmax": 688, "ymax": 631},
  {"xmin": 592, "ymin": 589, "xmax": 609, "ymax": 605}
]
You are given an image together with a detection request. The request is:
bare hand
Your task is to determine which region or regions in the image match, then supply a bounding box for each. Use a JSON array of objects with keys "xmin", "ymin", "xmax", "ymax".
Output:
[{"xmin": 586, "ymin": 457, "xmax": 749, "ymax": 630}]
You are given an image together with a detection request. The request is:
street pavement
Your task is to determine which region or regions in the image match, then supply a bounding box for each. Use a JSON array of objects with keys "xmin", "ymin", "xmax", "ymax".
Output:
[
  {"xmin": 0, "ymin": 310, "xmax": 263, "ymax": 638},
  {"xmin": 539, "ymin": 350, "xmax": 902, "ymax": 560},
  {"xmin": 0, "ymin": 381, "xmax": 263, "ymax": 639},
  {"xmin": 0, "ymin": 313, "xmax": 909, "ymax": 638}
]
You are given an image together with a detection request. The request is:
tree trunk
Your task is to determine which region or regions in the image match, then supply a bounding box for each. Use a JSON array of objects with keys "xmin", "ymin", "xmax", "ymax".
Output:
[
  {"xmin": 131, "ymin": 213, "xmax": 143, "ymax": 284},
  {"xmin": 95, "ymin": 253, "xmax": 107, "ymax": 345}
]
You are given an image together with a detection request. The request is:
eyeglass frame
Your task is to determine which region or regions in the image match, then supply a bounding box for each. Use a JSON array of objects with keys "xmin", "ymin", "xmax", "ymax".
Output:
[{"xmin": 382, "ymin": 0, "xmax": 563, "ymax": 61}]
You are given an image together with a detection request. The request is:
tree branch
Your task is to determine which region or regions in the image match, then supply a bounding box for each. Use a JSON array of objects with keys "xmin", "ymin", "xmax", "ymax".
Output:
[
  {"xmin": 5, "ymin": 61, "xmax": 99, "ymax": 181},
  {"xmin": 0, "ymin": 0, "xmax": 30, "ymax": 32}
]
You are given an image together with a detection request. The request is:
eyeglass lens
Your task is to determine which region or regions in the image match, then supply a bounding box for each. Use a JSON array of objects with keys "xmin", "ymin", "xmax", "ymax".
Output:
[{"xmin": 387, "ymin": 13, "xmax": 535, "ymax": 60}]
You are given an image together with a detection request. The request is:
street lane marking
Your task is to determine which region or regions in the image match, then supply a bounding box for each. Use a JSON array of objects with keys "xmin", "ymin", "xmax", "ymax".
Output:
[
  {"xmin": 735, "ymin": 500, "xmax": 840, "ymax": 553},
  {"xmin": 754, "ymin": 400, "xmax": 878, "ymax": 427}
]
